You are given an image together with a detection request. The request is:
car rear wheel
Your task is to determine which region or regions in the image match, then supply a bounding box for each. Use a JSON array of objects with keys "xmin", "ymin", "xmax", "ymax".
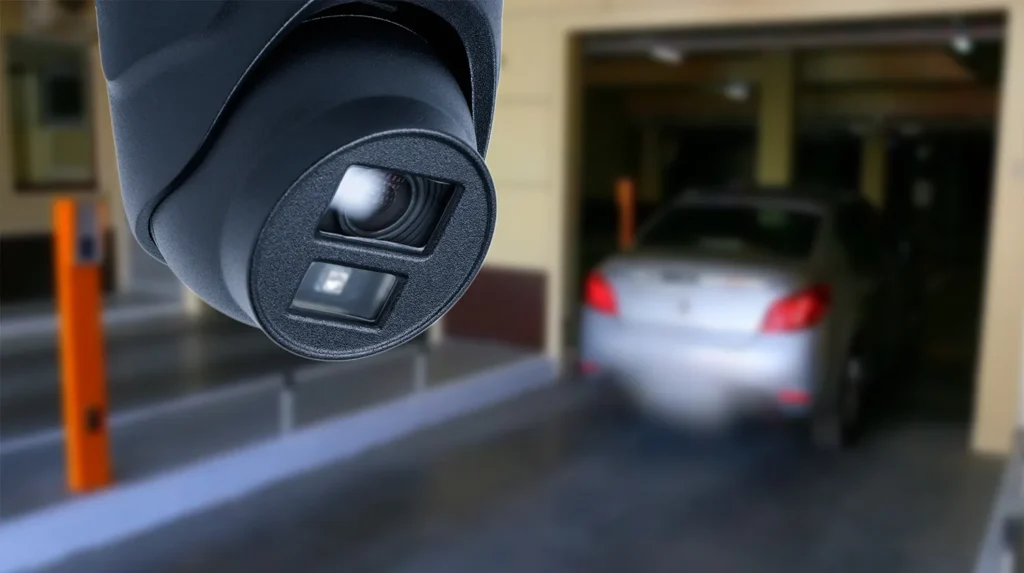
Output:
[{"xmin": 812, "ymin": 352, "xmax": 866, "ymax": 451}]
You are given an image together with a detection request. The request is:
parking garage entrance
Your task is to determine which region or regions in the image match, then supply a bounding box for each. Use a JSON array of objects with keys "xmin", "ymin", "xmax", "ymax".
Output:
[{"xmin": 568, "ymin": 14, "xmax": 1004, "ymax": 432}]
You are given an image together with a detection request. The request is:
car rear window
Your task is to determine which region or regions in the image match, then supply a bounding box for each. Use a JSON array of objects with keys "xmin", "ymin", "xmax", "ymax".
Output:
[{"xmin": 637, "ymin": 204, "xmax": 821, "ymax": 259}]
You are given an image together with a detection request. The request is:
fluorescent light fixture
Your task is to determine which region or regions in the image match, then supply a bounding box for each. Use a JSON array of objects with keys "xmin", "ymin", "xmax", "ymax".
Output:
[
  {"xmin": 722, "ymin": 81, "xmax": 750, "ymax": 101},
  {"xmin": 951, "ymin": 32, "xmax": 973, "ymax": 55},
  {"xmin": 649, "ymin": 45, "xmax": 684, "ymax": 65}
]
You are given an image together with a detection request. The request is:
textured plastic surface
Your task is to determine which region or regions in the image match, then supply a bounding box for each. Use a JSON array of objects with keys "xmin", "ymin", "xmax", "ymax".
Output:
[
  {"xmin": 141, "ymin": 13, "xmax": 496, "ymax": 360},
  {"xmin": 150, "ymin": 12, "xmax": 480, "ymax": 322},
  {"xmin": 96, "ymin": 0, "xmax": 502, "ymax": 259}
]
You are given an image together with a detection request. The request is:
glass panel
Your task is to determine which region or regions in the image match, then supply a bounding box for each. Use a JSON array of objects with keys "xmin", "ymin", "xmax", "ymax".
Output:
[
  {"xmin": 5, "ymin": 36, "xmax": 94, "ymax": 189},
  {"xmin": 290, "ymin": 261, "xmax": 398, "ymax": 322}
]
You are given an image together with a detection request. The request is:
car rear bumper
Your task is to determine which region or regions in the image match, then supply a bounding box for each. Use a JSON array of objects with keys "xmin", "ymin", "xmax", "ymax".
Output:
[{"xmin": 580, "ymin": 310, "xmax": 828, "ymax": 420}]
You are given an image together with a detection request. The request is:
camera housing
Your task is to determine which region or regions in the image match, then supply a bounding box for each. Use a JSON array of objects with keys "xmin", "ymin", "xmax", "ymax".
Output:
[{"xmin": 96, "ymin": 0, "xmax": 502, "ymax": 360}]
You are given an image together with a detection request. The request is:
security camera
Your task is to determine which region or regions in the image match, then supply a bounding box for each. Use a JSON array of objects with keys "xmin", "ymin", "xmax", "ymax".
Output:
[{"xmin": 96, "ymin": 0, "xmax": 502, "ymax": 360}]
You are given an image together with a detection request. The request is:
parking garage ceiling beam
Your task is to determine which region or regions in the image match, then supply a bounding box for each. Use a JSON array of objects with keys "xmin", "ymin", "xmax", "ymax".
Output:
[
  {"xmin": 585, "ymin": 48, "xmax": 980, "ymax": 87},
  {"xmin": 585, "ymin": 55, "xmax": 764, "ymax": 87},
  {"xmin": 802, "ymin": 87, "xmax": 997, "ymax": 121},
  {"xmin": 621, "ymin": 87, "xmax": 997, "ymax": 123},
  {"xmin": 800, "ymin": 48, "xmax": 977, "ymax": 85},
  {"xmin": 621, "ymin": 90, "xmax": 756, "ymax": 121},
  {"xmin": 581, "ymin": 17, "xmax": 1003, "ymax": 57}
]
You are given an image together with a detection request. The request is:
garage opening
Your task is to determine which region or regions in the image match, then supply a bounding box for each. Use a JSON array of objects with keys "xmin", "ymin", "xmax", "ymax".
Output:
[{"xmin": 569, "ymin": 14, "xmax": 1005, "ymax": 430}]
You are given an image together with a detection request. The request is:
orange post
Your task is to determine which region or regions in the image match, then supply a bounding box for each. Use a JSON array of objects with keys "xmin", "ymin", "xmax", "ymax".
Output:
[
  {"xmin": 615, "ymin": 177, "xmax": 636, "ymax": 251},
  {"xmin": 53, "ymin": 198, "xmax": 112, "ymax": 493}
]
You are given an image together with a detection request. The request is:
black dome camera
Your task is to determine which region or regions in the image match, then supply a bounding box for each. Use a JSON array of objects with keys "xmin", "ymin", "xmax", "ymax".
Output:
[{"xmin": 96, "ymin": 0, "xmax": 503, "ymax": 360}]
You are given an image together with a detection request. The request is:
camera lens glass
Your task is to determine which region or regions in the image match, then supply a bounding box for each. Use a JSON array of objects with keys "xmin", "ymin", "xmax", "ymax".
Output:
[
  {"xmin": 290, "ymin": 261, "xmax": 398, "ymax": 322},
  {"xmin": 319, "ymin": 165, "xmax": 455, "ymax": 249}
]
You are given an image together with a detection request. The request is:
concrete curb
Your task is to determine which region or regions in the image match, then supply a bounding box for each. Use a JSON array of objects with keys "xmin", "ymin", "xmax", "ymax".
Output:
[
  {"xmin": 0, "ymin": 301, "xmax": 183, "ymax": 342},
  {"xmin": 0, "ymin": 349, "xmax": 409, "ymax": 455},
  {"xmin": 973, "ymin": 429, "xmax": 1024, "ymax": 573},
  {"xmin": 0, "ymin": 355, "xmax": 556, "ymax": 573}
]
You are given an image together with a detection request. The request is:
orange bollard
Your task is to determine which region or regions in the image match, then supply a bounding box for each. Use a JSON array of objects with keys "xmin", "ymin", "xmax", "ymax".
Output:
[
  {"xmin": 53, "ymin": 198, "xmax": 113, "ymax": 493},
  {"xmin": 615, "ymin": 177, "xmax": 636, "ymax": 251}
]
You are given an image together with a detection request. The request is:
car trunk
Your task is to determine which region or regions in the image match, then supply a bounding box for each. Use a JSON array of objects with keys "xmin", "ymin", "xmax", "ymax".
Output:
[{"xmin": 602, "ymin": 250, "xmax": 813, "ymax": 342}]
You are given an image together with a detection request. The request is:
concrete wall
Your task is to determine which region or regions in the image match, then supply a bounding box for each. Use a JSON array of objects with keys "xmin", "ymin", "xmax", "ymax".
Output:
[
  {"xmin": 490, "ymin": 0, "xmax": 1024, "ymax": 454},
  {"xmin": 973, "ymin": 5, "xmax": 1024, "ymax": 454}
]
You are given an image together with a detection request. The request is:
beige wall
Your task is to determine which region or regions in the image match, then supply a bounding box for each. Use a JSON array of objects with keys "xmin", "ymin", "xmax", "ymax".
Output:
[
  {"xmin": 489, "ymin": 0, "xmax": 1024, "ymax": 454},
  {"xmin": 971, "ymin": 5, "xmax": 1024, "ymax": 453},
  {"xmin": 483, "ymin": 13, "xmax": 562, "ymax": 273},
  {"xmin": 755, "ymin": 50, "xmax": 796, "ymax": 186}
]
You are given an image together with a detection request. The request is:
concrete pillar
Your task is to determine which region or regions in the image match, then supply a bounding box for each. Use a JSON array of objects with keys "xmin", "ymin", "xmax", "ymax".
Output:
[
  {"xmin": 428, "ymin": 318, "xmax": 445, "ymax": 345},
  {"xmin": 971, "ymin": 8, "xmax": 1024, "ymax": 454},
  {"xmin": 183, "ymin": 287, "xmax": 206, "ymax": 317},
  {"xmin": 755, "ymin": 51, "xmax": 796, "ymax": 187},
  {"xmin": 1019, "ymin": 312, "xmax": 1024, "ymax": 428},
  {"xmin": 860, "ymin": 130, "xmax": 887, "ymax": 209},
  {"xmin": 639, "ymin": 124, "xmax": 662, "ymax": 203}
]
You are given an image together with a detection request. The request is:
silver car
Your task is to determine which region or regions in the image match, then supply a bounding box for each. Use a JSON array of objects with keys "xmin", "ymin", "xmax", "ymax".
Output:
[{"xmin": 579, "ymin": 189, "xmax": 914, "ymax": 449}]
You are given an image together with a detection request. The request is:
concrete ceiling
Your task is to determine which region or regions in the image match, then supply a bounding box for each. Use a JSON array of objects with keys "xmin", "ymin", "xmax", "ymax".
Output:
[
  {"xmin": 585, "ymin": 47, "xmax": 984, "ymax": 87},
  {"xmin": 585, "ymin": 47, "xmax": 1001, "ymax": 127},
  {"xmin": 581, "ymin": 14, "xmax": 1004, "ymax": 128},
  {"xmin": 581, "ymin": 14, "xmax": 1004, "ymax": 57}
]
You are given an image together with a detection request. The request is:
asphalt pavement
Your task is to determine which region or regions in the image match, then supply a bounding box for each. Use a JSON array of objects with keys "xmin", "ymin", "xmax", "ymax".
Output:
[{"xmin": 38, "ymin": 380, "xmax": 1000, "ymax": 573}]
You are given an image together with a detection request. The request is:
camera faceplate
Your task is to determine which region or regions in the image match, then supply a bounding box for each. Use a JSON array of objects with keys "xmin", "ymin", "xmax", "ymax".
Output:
[{"xmin": 249, "ymin": 130, "xmax": 496, "ymax": 360}]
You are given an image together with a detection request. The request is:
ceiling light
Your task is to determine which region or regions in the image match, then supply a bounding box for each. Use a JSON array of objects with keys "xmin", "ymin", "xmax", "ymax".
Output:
[
  {"xmin": 649, "ymin": 45, "xmax": 684, "ymax": 65},
  {"xmin": 951, "ymin": 32, "xmax": 973, "ymax": 55},
  {"xmin": 723, "ymin": 81, "xmax": 750, "ymax": 101}
]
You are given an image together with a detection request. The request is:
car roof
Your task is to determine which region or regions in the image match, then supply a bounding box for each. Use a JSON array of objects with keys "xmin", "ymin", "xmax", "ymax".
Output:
[{"xmin": 669, "ymin": 186, "xmax": 862, "ymax": 212}]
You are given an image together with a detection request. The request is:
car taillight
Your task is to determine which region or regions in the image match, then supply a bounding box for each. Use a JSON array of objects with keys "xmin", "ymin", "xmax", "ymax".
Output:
[
  {"xmin": 777, "ymin": 389, "xmax": 811, "ymax": 406},
  {"xmin": 584, "ymin": 271, "xmax": 617, "ymax": 315},
  {"xmin": 579, "ymin": 360, "xmax": 600, "ymax": 375},
  {"xmin": 761, "ymin": 284, "xmax": 831, "ymax": 333}
]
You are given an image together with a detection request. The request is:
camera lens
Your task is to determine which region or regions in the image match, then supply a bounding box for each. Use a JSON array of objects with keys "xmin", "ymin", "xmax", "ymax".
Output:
[
  {"xmin": 319, "ymin": 165, "xmax": 455, "ymax": 249},
  {"xmin": 335, "ymin": 168, "xmax": 413, "ymax": 233}
]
